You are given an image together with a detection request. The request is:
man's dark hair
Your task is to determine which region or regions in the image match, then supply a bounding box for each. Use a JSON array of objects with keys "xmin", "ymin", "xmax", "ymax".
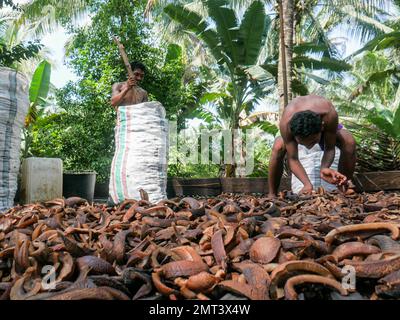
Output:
[
  {"xmin": 289, "ymin": 110, "xmax": 322, "ymax": 137},
  {"xmin": 130, "ymin": 61, "xmax": 146, "ymax": 73}
]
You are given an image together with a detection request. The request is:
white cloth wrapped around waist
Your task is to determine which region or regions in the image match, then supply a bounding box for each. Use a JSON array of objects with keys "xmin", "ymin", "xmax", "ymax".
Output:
[{"xmin": 291, "ymin": 144, "xmax": 341, "ymax": 194}]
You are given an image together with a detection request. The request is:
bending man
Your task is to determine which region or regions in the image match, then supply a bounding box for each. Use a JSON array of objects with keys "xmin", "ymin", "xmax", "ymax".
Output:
[{"xmin": 268, "ymin": 95, "xmax": 356, "ymax": 196}]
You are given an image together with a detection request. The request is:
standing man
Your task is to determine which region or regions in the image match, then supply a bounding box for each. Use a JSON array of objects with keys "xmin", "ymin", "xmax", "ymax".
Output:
[
  {"xmin": 111, "ymin": 61, "xmax": 148, "ymax": 108},
  {"xmin": 268, "ymin": 94, "xmax": 356, "ymax": 197}
]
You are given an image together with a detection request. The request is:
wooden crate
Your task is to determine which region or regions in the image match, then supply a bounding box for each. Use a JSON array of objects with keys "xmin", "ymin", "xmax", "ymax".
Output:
[
  {"xmin": 220, "ymin": 177, "xmax": 291, "ymax": 194},
  {"xmin": 170, "ymin": 178, "xmax": 221, "ymax": 197},
  {"xmin": 354, "ymin": 171, "xmax": 400, "ymax": 192}
]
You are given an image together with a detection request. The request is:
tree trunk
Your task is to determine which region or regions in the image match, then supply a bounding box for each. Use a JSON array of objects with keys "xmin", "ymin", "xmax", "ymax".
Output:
[
  {"xmin": 224, "ymin": 119, "xmax": 239, "ymax": 178},
  {"xmin": 278, "ymin": 0, "xmax": 294, "ymax": 116}
]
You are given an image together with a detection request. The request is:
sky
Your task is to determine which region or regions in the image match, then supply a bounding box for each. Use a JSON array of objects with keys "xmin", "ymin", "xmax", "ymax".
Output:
[{"xmin": 42, "ymin": 28, "xmax": 78, "ymax": 88}]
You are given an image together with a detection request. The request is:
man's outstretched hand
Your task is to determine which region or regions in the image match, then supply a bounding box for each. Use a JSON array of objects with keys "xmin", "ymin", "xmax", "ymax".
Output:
[
  {"xmin": 299, "ymin": 184, "xmax": 313, "ymax": 195},
  {"xmin": 320, "ymin": 168, "xmax": 347, "ymax": 186}
]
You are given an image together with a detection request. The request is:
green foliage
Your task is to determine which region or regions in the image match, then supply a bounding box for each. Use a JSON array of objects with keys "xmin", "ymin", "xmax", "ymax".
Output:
[
  {"xmin": 167, "ymin": 162, "xmax": 220, "ymax": 178},
  {"xmin": 247, "ymin": 140, "xmax": 273, "ymax": 177},
  {"xmin": 0, "ymin": 41, "xmax": 42, "ymax": 68},
  {"xmin": 22, "ymin": 60, "xmax": 52, "ymax": 158},
  {"xmin": 261, "ymin": 42, "xmax": 351, "ymax": 95},
  {"xmin": 165, "ymin": 0, "xmax": 272, "ymax": 129},
  {"xmin": 349, "ymin": 31, "xmax": 400, "ymax": 59},
  {"xmin": 29, "ymin": 113, "xmax": 65, "ymax": 158},
  {"xmin": 55, "ymin": 80, "xmax": 116, "ymax": 181},
  {"xmin": 0, "ymin": 0, "xmax": 18, "ymax": 9},
  {"xmin": 346, "ymin": 118, "xmax": 400, "ymax": 172},
  {"xmin": 29, "ymin": 0, "xmax": 204, "ymax": 182},
  {"xmin": 325, "ymin": 50, "xmax": 400, "ymax": 172},
  {"xmin": 238, "ymin": 0, "xmax": 267, "ymax": 66},
  {"xmin": 29, "ymin": 60, "xmax": 51, "ymax": 107},
  {"xmin": 242, "ymin": 121, "xmax": 279, "ymax": 137},
  {"xmin": 366, "ymin": 106, "xmax": 400, "ymax": 139}
]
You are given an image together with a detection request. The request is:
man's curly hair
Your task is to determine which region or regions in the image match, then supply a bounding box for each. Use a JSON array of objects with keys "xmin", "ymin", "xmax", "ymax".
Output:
[
  {"xmin": 289, "ymin": 110, "xmax": 322, "ymax": 137},
  {"xmin": 130, "ymin": 61, "xmax": 146, "ymax": 73}
]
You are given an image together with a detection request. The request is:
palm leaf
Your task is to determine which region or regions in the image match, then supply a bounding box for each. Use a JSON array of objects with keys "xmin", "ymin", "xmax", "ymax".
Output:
[
  {"xmin": 29, "ymin": 59, "xmax": 51, "ymax": 106},
  {"xmin": 293, "ymin": 56, "xmax": 351, "ymax": 72},
  {"xmin": 366, "ymin": 112, "xmax": 396, "ymax": 138},
  {"xmin": 346, "ymin": 119, "xmax": 400, "ymax": 171},
  {"xmin": 199, "ymin": 92, "xmax": 227, "ymax": 104},
  {"xmin": 293, "ymin": 42, "xmax": 331, "ymax": 55},
  {"xmin": 291, "ymin": 78, "xmax": 309, "ymax": 96},
  {"xmin": 164, "ymin": 4, "xmax": 226, "ymax": 66},
  {"xmin": 302, "ymin": 71, "xmax": 331, "ymax": 85},
  {"xmin": 190, "ymin": 108, "xmax": 217, "ymax": 124},
  {"xmin": 348, "ymin": 67, "xmax": 400, "ymax": 101},
  {"xmin": 238, "ymin": 0, "xmax": 267, "ymax": 65},
  {"xmin": 205, "ymin": 0, "xmax": 239, "ymax": 67},
  {"xmin": 18, "ymin": 0, "xmax": 90, "ymax": 36},
  {"xmin": 241, "ymin": 120, "xmax": 279, "ymax": 136},
  {"xmin": 347, "ymin": 31, "xmax": 400, "ymax": 59}
]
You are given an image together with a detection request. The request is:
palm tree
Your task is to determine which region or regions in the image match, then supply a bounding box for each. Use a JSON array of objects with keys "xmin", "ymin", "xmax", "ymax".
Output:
[
  {"xmin": 14, "ymin": 0, "xmax": 90, "ymax": 36},
  {"xmin": 272, "ymin": 0, "xmax": 392, "ymax": 113},
  {"xmin": 278, "ymin": 0, "xmax": 293, "ymax": 114}
]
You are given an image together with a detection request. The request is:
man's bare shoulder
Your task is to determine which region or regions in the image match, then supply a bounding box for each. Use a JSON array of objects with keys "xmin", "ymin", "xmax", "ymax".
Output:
[{"xmin": 112, "ymin": 82, "xmax": 124, "ymax": 89}]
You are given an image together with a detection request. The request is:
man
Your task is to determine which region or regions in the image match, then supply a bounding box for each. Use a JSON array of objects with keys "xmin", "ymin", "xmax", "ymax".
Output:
[
  {"xmin": 268, "ymin": 94, "xmax": 356, "ymax": 197},
  {"xmin": 111, "ymin": 61, "xmax": 148, "ymax": 108}
]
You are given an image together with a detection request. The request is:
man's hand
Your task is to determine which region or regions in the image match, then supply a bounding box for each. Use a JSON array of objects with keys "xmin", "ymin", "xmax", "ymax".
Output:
[
  {"xmin": 267, "ymin": 193, "xmax": 278, "ymax": 199},
  {"xmin": 299, "ymin": 184, "xmax": 313, "ymax": 195},
  {"xmin": 320, "ymin": 168, "xmax": 347, "ymax": 186},
  {"xmin": 126, "ymin": 77, "xmax": 137, "ymax": 89}
]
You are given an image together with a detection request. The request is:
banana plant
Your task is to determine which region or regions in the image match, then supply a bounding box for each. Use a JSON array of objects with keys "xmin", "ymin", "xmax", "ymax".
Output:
[
  {"xmin": 367, "ymin": 106, "xmax": 400, "ymax": 140},
  {"xmin": 347, "ymin": 106, "xmax": 400, "ymax": 172},
  {"xmin": 165, "ymin": 0, "xmax": 274, "ymax": 177},
  {"xmin": 165, "ymin": 0, "xmax": 272, "ymax": 130},
  {"xmin": 22, "ymin": 59, "xmax": 51, "ymax": 158}
]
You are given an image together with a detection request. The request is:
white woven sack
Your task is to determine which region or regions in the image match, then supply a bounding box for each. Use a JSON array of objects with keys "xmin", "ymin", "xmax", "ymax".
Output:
[
  {"xmin": 0, "ymin": 68, "xmax": 29, "ymax": 212},
  {"xmin": 109, "ymin": 101, "xmax": 168, "ymax": 203}
]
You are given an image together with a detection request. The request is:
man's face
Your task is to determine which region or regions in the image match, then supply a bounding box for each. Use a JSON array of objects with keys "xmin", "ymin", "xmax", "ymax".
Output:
[
  {"xmin": 133, "ymin": 68, "xmax": 145, "ymax": 83},
  {"xmin": 295, "ymin": 132, "xmax": 322, "ymax": 149}
]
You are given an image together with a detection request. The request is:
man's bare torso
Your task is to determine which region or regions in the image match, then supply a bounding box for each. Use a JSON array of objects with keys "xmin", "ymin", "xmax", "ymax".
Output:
[{"xmin": 113, "ymin": 82, "xmax": 148, "ymax": 106}]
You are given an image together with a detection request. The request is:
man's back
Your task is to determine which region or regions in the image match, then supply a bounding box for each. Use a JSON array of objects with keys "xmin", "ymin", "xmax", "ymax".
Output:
[{"xmin": 281, "ymin": 95, "xmax": 334, "ymax": 129}]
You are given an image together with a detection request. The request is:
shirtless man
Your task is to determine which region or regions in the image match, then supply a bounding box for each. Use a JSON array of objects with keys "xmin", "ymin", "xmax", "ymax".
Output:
[
  {"xmin": 268, "ymin": 95, "xmax": 356, "ymax": 197},
  {"xmin": 111, "ymin": 61, "xmax": 148, "ymax": 108}
]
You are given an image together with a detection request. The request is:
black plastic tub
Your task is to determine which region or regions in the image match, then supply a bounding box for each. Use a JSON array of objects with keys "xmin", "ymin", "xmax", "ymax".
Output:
[{"xmin": 63, "ymin": 171, "xmax": 96, "ymax": 202}]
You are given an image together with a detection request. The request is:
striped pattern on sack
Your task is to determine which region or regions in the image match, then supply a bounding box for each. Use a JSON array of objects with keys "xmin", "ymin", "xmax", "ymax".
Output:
[
  {"xmin": 0, "ymin": 68, "xmax": 29, "ymax": 212},
  {"xmin": 109, "ymin": 102, "xmax": 168, "ymax": 204}
]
